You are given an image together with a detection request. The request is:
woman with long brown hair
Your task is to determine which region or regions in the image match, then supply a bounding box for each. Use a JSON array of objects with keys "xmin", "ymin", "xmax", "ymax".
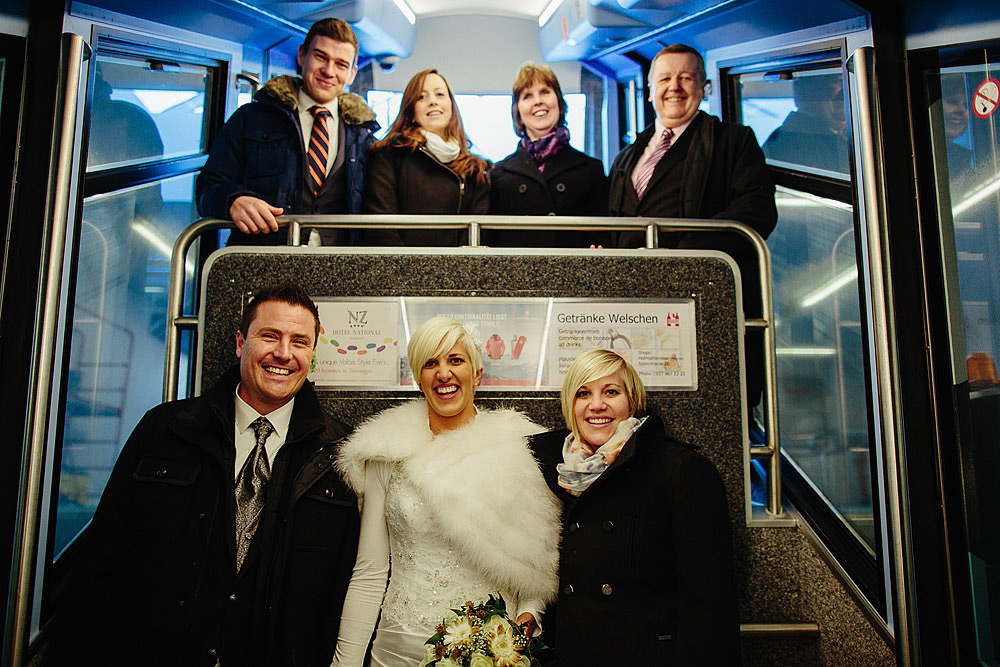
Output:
[{"xmin": 362, "ymin": 68, "xmax": 490, "ymax": 245}]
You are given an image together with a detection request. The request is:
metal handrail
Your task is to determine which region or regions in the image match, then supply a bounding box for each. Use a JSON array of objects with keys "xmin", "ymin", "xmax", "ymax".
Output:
[{"xmin": 165, "ymin": 215, "xmax": 781, "ymax": 517}]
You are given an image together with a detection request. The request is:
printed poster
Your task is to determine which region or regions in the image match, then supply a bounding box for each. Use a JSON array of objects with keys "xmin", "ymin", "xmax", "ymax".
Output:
[
  {"xmin": 311, "ymin": 300, "xmax": 401, "ymax": 386},
  {"xmin": 547, "ymin": 300, "xmax": 697, "ymax": 389},
  {"xmin": 401, "ymin": 299, "xmax": 549, "ymax": 387}
]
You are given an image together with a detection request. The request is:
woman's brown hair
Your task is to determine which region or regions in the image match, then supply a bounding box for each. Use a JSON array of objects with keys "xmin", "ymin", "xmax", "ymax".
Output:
[
  {"xmin": 510, "ymin": 62, "xmax": 568, "ymax": 137},
  {"xmin": 375, "ymin": 68, "xmax": 488, "ymax": 185}
]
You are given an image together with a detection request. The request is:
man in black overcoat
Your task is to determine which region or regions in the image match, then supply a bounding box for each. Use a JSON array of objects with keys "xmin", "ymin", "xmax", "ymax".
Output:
[
  {"xmin": 609, "ymin": 44, "xmax": 777, "ymax": 407},
  {"xmin": 64, "ymin": 283, "xmax": 359, "ymax": 666}
]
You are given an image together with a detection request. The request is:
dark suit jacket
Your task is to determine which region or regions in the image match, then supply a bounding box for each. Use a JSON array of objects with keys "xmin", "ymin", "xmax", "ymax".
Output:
[
  {"xmin": 64, "ymin": 368, "xmax": 359, "ymax": 667},
  {"xmin": 488, "ymin": 143, "xmax": 610, "ymax": 247},
  {"xmin": 531, "ymin": 414, "xmax": 739, "ymax": 666}
]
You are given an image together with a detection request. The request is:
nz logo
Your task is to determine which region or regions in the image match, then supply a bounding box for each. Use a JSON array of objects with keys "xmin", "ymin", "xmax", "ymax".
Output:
[{"xmin": 348, "ymin": 310, "xmax": 368, "ymax": 328}]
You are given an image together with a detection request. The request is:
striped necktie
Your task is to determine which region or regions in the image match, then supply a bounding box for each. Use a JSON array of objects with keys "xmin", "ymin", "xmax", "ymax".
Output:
[
  {"xmin": 235, "ymin": 416, "xmax": 273, "ymax": 571},
  {"xmin": 633, "ymin": 127, "xmax": 674, "ymax": 200},
  {"xmin": 307, "ymin": 106, "xmax": 332, "ymax": 196}
]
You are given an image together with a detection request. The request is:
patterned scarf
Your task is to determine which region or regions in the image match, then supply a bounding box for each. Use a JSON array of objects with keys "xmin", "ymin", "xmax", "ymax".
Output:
[
  {"xmin": 556, "ymin": 416, "xmax": 645, "ymax": 496},
  {"xmin": 522, "ymin": 125, "xmax": 570, "ymax": 172}
]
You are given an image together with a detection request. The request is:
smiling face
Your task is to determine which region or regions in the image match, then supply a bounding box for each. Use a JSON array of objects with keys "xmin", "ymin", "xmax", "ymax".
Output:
[
  {"xmin": 649, "ymin": 52, "xmax": 706, "ymax": 129},
  {"xmin": 572, "ymin": 372, "xmax": 632, "ymax": 448},
  {"xmin": 518, "ymin": 80, "xmax": 560, "ymax": 140},
  {"xmin": 297, "ymin": 35, "xmax": 358, "ymax": 105},
  {"xmin": 413, "ymin": 73, "xmax": 453, "ymax": 138},
  {"xmin": 236, "ymin": 300, "xmax": 316, "ymax": 415},
  {"xmin": 419, "ymin": 341, "xmax": 482, "ymax": 433}
]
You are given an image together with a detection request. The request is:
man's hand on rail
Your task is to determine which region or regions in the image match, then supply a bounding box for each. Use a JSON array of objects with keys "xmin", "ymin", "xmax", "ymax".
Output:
[{"xmin": 229, "ymin": 196, "xmax": 284, "ymax": 234}]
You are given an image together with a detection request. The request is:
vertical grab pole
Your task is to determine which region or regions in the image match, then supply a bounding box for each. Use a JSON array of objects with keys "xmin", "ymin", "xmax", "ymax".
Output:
[
  {"xmin": 6, "ymin": 33, "xmax": 89, "ymax": 667},
  {"xmin": 853, "ymin": 46, "xmax": 912, "ymax": 666}
]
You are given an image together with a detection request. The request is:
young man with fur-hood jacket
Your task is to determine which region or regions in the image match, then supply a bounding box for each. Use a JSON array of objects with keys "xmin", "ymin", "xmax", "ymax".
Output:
[{"xmin": 196, "ymin": 18, "xmax": 379, "ymax": 246}]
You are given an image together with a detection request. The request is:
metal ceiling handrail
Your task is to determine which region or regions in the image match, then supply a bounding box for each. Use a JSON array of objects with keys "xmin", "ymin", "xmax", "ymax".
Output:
[{"xmin": 164, "ymin": 215, "xmax": 781, "ymax": 517}]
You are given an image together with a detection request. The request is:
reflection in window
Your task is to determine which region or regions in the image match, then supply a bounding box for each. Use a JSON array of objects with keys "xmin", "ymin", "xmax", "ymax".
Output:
[
  {"xmin": 55, "ymin": 173, "xmax": 198, "ymax": 557},
  {"xmin": 740, "ymin": 68, "xmax": 850, "ymax": 178},
  {"xmin": 87, "ymin": 53, "xmax": 212, "ymax": 170},
  {"xmin": 769, "ymin": 186, "xmax": 874, "ymax": 550},
  {"xmin": 367, "ymin": 90, "xmax": 587, "ymax": 162}
]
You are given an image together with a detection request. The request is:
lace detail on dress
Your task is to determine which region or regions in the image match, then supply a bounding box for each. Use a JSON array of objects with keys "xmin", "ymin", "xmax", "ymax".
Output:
[{"xmin": 380, "ymin": 465, "xmax": 505, "ymax": 630}]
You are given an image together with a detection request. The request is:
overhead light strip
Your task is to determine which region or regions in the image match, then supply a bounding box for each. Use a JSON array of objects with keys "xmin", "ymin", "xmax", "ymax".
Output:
[
  {"xmin": 800, "ymin": 266, "xmax": 858, "ymax": 308},
  {"xmin": 538, "ymin": 0, "xmax": 562, "ymax": 27},
  {"xmin": 392, "ymin": 0, "xmax": 416, "ymax": 25}
]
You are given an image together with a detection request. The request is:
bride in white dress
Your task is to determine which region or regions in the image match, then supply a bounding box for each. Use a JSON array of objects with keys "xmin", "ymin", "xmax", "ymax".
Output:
[{"xmin": 332, "ymin": 317, "xmax": 561, "ymax": 666}]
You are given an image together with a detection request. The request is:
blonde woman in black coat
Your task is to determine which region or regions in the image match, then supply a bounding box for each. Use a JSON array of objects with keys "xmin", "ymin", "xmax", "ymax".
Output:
[
  {"xmin": 488, "ymin": 63, "xmax": 610, "ymax": 247},
  {"xmin": 362, "ymin": 68, "xmax": 489, "ymax": 246},
  {"xmin": 531, "ymin": 349, "xmax": 739, "ymax": 665}
]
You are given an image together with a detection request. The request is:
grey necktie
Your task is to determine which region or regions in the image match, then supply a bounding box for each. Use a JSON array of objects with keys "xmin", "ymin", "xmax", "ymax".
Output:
[{"xmin": 235, "ymin": 416, "xmax": 273, "ymax": 571}]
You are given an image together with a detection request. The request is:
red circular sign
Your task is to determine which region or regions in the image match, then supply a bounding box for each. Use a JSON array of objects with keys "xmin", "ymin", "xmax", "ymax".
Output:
[{"xmin": 973, "ymin": 78, "xmax": 999, "ymax": 119}]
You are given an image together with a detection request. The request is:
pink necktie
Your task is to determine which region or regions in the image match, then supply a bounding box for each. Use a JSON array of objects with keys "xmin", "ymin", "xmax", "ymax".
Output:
[{"xmin": 633, "ymin": 127, "xmax": 674, "ymax": 200}]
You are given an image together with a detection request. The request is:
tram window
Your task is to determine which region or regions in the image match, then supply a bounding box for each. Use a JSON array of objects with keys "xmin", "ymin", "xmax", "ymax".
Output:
[
  {"xmin": 54, "ymin": 172, "xmax": 200, "ymax": 557},
  {"xmin": 87, "ymin": 53, "xmax": 212, "ymax": 170},
  {"xmin": 922, "ymin": 47, "xmax": 1000, "ymax": 662},
  {"xmin": 731, "ymin": 60, "xmax": 880, "ymax": 563},
  {"xmin": 739, "ymin": 68, "xmax": 850, "ymax": 179},
  {"xmin": 366, "ymin": 89, "xmax": 587, "ymax": 162}
]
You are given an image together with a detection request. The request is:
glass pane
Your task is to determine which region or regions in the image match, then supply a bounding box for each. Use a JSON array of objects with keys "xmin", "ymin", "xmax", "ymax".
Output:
[
  {"xmin": 930, "ymin": 50, "xmax": 1000, "ymax": 662},
  {"xmin": 740, "ymin": 68, "xmax": 851, "ymax": 178},
  {"xmin": 54, "ymin": 173, "xmax": 197, "ymax": 557},
  {"xmin": 769, "ymin": 187, "xmax": 875, "ymax": 550},
  {"xmin": 366, "ymin": 89, "xmax": 587, "ymax": 162},
  {"xmin": 88, "ymin": 53, "xmax": 212, "ymax": 170}
]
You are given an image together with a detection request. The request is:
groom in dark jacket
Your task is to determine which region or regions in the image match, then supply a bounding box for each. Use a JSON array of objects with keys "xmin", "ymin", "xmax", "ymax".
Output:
[
  {"xmin": 66, "ymin": 283, "xmax": 359, "ymax": 666},
  {"xmin": 196, "ymin": 18, "xmax": 379, "ymax": 246}
]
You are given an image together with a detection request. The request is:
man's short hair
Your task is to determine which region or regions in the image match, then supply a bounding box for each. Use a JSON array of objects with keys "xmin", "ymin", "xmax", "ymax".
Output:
[
  {"xmin": 650, "ymin": 44, "xmax": 707, "ymax": 84},
  {"xmin": 239, "ymin": 282, "xmax": 321, "ymax": 343},
  {"xmin": 302, "ymin": 18, "xmax": 359, "ymax": 67}
]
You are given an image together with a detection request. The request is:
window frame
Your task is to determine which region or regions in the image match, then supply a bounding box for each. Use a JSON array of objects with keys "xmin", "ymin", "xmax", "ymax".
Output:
[{"xmin": 721, "ymin": 42, "xmax": 890, "ymax": 618}]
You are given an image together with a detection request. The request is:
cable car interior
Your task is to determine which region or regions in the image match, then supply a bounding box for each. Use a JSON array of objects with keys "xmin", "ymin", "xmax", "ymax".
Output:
[{"xmin": 1, "ymin": 0, "xmax": 999, "ymax": 664}]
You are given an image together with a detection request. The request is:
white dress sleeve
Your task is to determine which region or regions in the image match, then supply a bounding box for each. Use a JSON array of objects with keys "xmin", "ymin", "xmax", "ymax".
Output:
[{"xmin": 331, "ymin": 460, "xmax": 392, "ymax": 667}]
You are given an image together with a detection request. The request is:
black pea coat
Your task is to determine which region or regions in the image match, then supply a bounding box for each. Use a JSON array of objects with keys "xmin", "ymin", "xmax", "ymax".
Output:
[
  {"xmin": 488, "ymin": 142, "xmax": 611, "ymax": 247},
  {"xmin": 64, "ymin": 367, "xmax": 359, "ymax": 667},
  {"xmin": 531, "ymin": 414, "xmax": 740, "ymax": 665},
  {"xmin": 361, "ymin": 141, "xmax": 489, "ymax": 246}
]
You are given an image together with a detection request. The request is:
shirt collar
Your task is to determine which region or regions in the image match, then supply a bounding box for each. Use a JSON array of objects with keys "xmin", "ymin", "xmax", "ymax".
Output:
[
  {"xmin": 298, "ymin": 87, "xmax": 338, "ymax": 116},
  {"xmin": 234, "ymin": 384, "xmax": 295, "ymax": 441},
  {"xmin": 655, "ymin": 112, "xmax": 698, "ymax": 142}
]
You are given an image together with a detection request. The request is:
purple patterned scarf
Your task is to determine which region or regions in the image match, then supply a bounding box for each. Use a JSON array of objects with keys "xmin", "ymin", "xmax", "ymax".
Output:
[{"xmin": 522, "ymin": 125, "xmax": 570, "ymax": 172}]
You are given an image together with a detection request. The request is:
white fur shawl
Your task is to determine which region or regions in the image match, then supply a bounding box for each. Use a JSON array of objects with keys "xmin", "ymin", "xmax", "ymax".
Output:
[{"xmin": 336, "ymin": 399, "xmax": 561, "ymax": 605}]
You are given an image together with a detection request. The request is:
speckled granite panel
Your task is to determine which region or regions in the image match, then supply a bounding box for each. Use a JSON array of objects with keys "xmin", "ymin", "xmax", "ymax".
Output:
[{"xmin": 198, "ymin": 249, "xmax": 895, "ymax": 667}]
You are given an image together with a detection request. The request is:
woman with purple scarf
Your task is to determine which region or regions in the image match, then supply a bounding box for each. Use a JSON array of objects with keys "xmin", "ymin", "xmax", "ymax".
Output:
[{"xmin": 488, "ymin": 63, "xmax": 610, "ymax": 246}]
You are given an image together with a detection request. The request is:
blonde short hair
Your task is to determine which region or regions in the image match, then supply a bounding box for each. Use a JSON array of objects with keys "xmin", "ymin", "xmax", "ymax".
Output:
[
  {"xmin": 407, "ymin": 316, "xmax": 485, "ymax": 381},
  {"xmin": 560, "ymin": 349, "xmax": 646, "ymax": 436}
]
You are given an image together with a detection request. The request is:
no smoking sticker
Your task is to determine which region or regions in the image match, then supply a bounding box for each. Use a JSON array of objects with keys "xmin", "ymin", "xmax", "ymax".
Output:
[{"xmin": 973, "ymin": 78, "xmax": 999, "ymax": 119}]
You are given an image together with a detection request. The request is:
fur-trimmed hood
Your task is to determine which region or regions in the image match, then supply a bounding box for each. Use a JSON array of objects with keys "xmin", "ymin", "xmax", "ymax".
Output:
[
  {"xmin": 336, "ymin": 399, "xmax": 561, "ymax": 605},
  {"xmin": 257, "ymin": 75, "xmax": 377, "ymax": 126}
]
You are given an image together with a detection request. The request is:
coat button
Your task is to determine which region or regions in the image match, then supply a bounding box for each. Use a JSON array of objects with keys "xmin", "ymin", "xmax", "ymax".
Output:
[
  {"xmin": 155, "ymin": 468, "xmax": 168, "ymax": 478},
  {"xmin": 547, "ymin": 211, "xmax": 556, "ymax": 216},
  {"xmin": 563, "ymin": 584, "xmax": 575, "ymax": 596},
  {"xmin": 518, "ymin": 184, "xmax": 527, "ymax": 193},
  {"xmin": 229, "ymin": 593, "xmax": 237, "ymax": 602},
  {"xmin": 324, "ymin": 488, "xmax": 335, "ymax": 498},
  {"xmin": 317, "ymin": 462, "xmax": 327, "ymax": 469},
  {"xmin": 556, "ymin": 182, "xmax": 566, "ymax": 192},
  {"xmin": 178, "ymin": 599, "xmax": 185, "ymax": 607},
  {"xmin": 602, "ymin": 584, "xmax": 613, "ymax": 596},
  {"xmin": 568, "ymin": 522, "xmax": 580, "ymax": 533},
  {"xmin": 603, "ymin": 521, "xmax": 615, "ymax": 532},
  {"xmin": 208, "ymin": 648, "xmax": 218, "ymax": 658}
]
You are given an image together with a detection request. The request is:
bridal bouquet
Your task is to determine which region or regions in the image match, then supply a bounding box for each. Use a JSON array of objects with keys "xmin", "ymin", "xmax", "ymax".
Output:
[{"xmin": 420, "ymin": 594, "xmax": 547, "ymax": 667}]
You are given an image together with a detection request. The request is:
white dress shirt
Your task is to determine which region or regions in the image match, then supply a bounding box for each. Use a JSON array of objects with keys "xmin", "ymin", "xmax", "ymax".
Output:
[
  {"xmin": 631, "ymin": 114, "xmax": 698, "ymax": 189},
  {"xmin": 298, "ymin": 88, "xmax": 340, "ymax": 175},
  {"xmin": 233, "ymin": 388, "xmax": 295, "ymax": 477}
]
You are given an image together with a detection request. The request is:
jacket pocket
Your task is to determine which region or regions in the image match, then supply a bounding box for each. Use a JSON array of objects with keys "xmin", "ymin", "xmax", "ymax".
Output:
[
  {"xmin": 130, "ymin": 456, "xmax": 201, "ymax": 539},
  {"xmin": 292, "ymin": 480, "xmax": 357, "ymax": 550},
  {"xmin": 244, "ymin": 130, "xmax": 294, "ymax": 177}
]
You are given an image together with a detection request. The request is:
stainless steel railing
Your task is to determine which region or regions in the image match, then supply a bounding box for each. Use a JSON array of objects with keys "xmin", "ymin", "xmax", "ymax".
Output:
[{"xmin": 164, "ymin": 215, "xmax": 781, "ymax": 517}]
